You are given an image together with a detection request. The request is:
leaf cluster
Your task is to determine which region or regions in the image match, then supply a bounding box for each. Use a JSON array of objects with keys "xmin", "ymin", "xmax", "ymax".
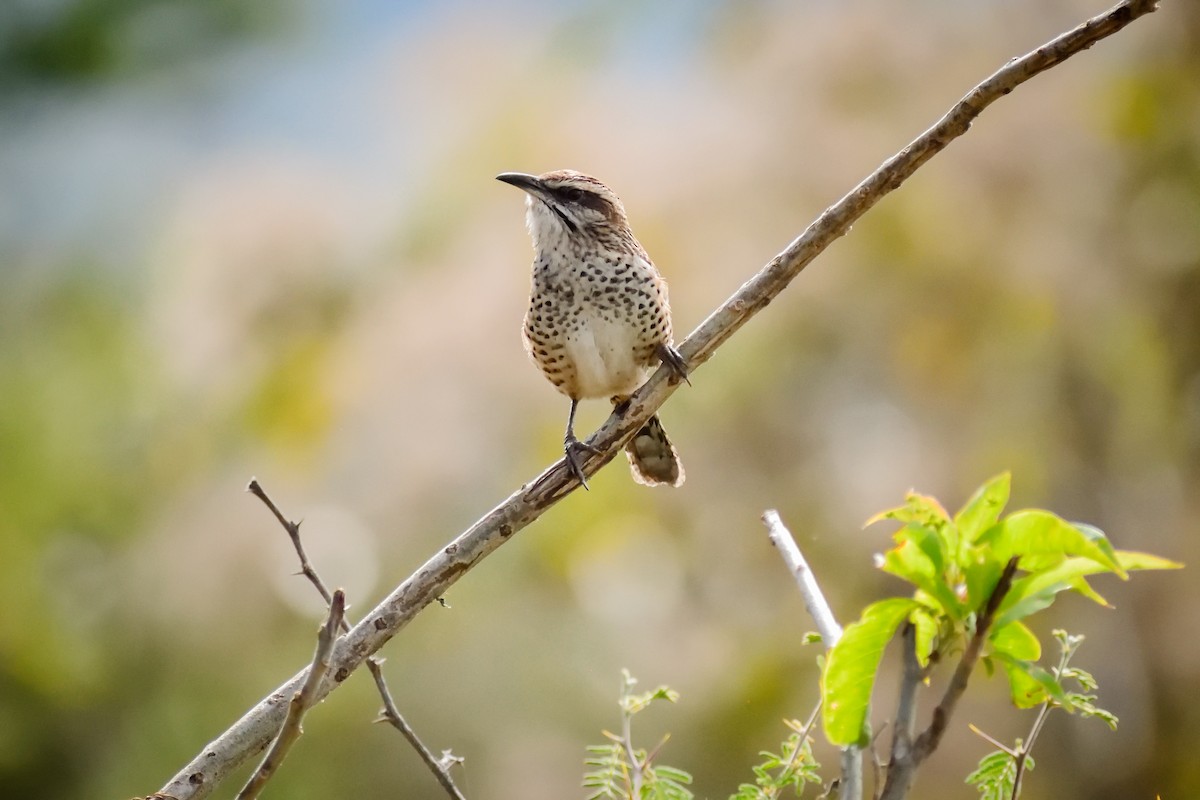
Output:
[
  {"xmin": 822, "ymin": 473, "xmax": 1179, "ymax": 746},
  {"xmin": 583, "ymin": 670, "xmax": 693, "ymax": 800},
  {"xmin": 966, "ymin": 630, "xmax": 1116, "ymax": 799},
  {"xmin": 585, "ymin": 673, "xmax": 823, "ymax": 800},
  {"xmin": 730, "ymin": 717, "xmax": 822, "ymax": 800}
]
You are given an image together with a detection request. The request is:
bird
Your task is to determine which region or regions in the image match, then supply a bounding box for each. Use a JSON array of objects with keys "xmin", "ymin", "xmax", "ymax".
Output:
[{"xmin": 497, "ymin": 169, "xmax": 689, "ymax": 488}]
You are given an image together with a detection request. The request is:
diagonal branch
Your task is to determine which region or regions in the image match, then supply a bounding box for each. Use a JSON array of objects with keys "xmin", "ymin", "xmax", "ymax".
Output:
[
  {"xmin": 913, "ymin": 558, "xmax": 1019, "ymax": 761},
  {"xmin": 762, "ymin": 510, "xmax": 844, "ymax": 645},
  {"xmin": 157, "ymin": 3, "xmax": 1159, "ymax": 797}
]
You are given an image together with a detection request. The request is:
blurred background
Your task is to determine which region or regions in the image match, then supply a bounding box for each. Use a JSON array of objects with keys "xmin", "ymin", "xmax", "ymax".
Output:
[{"xmin": 1, "ymin": 0, "xmax": 1197, "ymax": 798}]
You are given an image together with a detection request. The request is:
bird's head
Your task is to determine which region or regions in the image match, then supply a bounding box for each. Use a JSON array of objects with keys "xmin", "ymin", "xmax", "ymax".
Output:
[{"xmin": 497, "ymin": 170, "xmax": 629, "ymax": 242}]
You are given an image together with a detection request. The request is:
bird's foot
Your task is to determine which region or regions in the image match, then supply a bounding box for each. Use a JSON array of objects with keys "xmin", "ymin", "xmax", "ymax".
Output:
[
  {"xmin": 657, "ymin": 344, "xmax": 691, "ymax": 386},
  {"xmin": 564, "ymin": 435, "xmax": 601, "ymax": 489}
]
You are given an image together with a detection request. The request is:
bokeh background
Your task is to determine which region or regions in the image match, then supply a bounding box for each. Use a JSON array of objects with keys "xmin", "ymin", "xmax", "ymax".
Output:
[{"xmin": 2, "ymin": 1, "xmax": 1197, "ymax": 798}]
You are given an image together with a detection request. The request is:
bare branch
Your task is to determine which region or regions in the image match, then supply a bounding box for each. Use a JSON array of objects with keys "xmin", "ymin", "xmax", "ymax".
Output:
[
  {"xmin": 886, "ymin": 625, "xmax": 922, "ymax": 780},
  {"xmin": 762, "ymin": 510, "xmax": 844, "ymax": 645},
  {"xmin": 247, "ymin": 479, "xmax": 332, "ymax": 605},
  {"xmin": 247, "ymin": 479, "xmax": 466, "ymax": 800},
  {"xmin": 236, "ymin": 590, "xmax": 345, "ymax": 800},
  {"xmin": 158, "ymin": 3, "xmax": 1159, "ymax": 796},
  {"xmin": 369, "ymin": 663, "xmax": 467, "ymax": 800},
  {"xmin": 761, "ymin": 510, "xmax": 860, "ymax": 800}
]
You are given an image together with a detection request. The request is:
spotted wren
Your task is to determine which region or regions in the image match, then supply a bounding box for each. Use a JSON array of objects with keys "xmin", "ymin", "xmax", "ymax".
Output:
[{"xmin": 497, "ymin": 169, "xmax": 688, "ymax": 488}]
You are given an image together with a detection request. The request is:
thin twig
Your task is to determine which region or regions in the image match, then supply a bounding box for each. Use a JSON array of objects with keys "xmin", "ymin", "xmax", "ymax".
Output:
[
  {"xmin": 1009, "ymin": 704, "xmax": 1051, "ymax": 799},
  {"xmin": 879, "ymin": 558, "xmax": 1020, "ymax": 800},
  {"xmin": 158, "ymin": 4, "xmax": 1159, "ymax": 796},
  {"xmin": 641, "ymin": 732, "xmax": 672, "ymax": 770},
  {"xmin": 1009, "ymin": 639, "xmax": 1074, "ymax": 799},
  {"xmin": 236, "ymin": 590, "xmax": 345, "ymax": 800},
  {"xmin": 761, "ymin": 510, "xmax": 861, "ymax": 800},
  {"xmin": 369, "ymin": 664, "xmax": 466, "ymax": 800},
  {"xmin": 967, "ymin": 723, "xmax": 1018, "ymax": 757},
  {"xmin": 776, "ymin": 700, "xmax": 823, "ymax": 799},
  {"xmin": 247, "ymin": 479, "xmax": 332, "ymax": 604},
  {"xmin": 247, "ymin": 479, "xmax": 466, "ymax": 800},
  {"xmin": 621, "ymin": 707, "xmax": 644, "ymax": 798}
]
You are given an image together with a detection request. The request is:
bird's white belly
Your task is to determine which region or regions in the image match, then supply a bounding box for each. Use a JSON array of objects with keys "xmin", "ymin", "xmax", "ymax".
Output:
[{"xmin": 565, "ymin": 314, "xmax": 645, "ymax": 399}]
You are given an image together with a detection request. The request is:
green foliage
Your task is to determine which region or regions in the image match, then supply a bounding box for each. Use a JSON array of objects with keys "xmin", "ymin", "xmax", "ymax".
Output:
[
  {"xmin": 583, "ymin": 670, "xmax": 693, "ymax": 800},
  {"xmin": 965, "ymin": 749, "xmax": 1030, "ymax": 800},
  {"xmin": 967, "ymin": 630, "xmax": 1115, "ymax": 800},
  {"xmin": 730, "ymin": 718, "xmax": 822, "ymax": 800},
  {"xmin": 588, "ymin": 475, "xmax": 1166, "ymax": 796},
  {"xmin": 584, "ymin": 741, "xmax": 628, "ymax": 799},
  {"xmin": 821, "ymin": 597, "xmax": 918, "ymax": 745},
  {"xmin": 1049, "ymin": 630, "xmax": 1119, "ymax": 731},
  {"xmin": 822, "ymin": 473, "xmax": 1179, "ymax": 746},
  {"xmin": 0, "ymin": 0, "xmax": 287, "ymax": 85},
  {"xmin": 585, "ymin": 673, "xmax": 824, "ymax": 799}
]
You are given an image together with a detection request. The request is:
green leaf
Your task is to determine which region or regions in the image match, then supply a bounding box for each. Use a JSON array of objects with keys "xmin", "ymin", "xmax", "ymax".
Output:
[
  {"xmin": 864, "ymin": 491, "xmax": 951, "ymax": 529},
  {"xmin": 996, "ymin": 548, "xmax": 1178, "ymax": 626},
  {"xmin": 1061, "ymin": 665, "xmax": 1098, "ymax": 692},
  {"xmin": 992, "ymin": 652, "xmax": 1067, "ymax": 709},
  {"xmin": 902, "ymin": 521, "xmax": 946, "ymax": 574},
  {"xmin": 1066, "ymin": 575, "xmax": 1110, "ymax": 607},
  {"xmin": 966, "ymin": 749, "xmax": 1020, "ymax": 800},
  {"xmin": 1064, "ymin": 692, "xmax": 1119, "ymax": 730},
  {"xmin": 989, "ymin": 621, "xmax": 1041, "ymax": 662},
  {"xmin": 878, "ymin": 534, "xmax": 935, "ymax": 586},
  {"xmin": 879, "ymin": 526, "xmax": 963, "ymax": 618},
  {"xmin": 911, "ymin": 606, "xmax": 939, "ymax": 668},
  {"xmin": 998, "ymin": 557, "xmax": 1110, "ymax": 626},
  {"xmin": 1072, "ymin": 523, "xmax": 1125, "ymax": 577},
  {"xmin": 823, "ymin": 598, "xmax": 919, "ymax": 746},
  {"xmin": 978, "ymin": 510, "xmax": 1127, "ymax": 578},
  {"xmin": 647, "ymin": 763, "xmax": 694, "ymax": 800},
  {"xmin": 583, "ymin": 741, "xmax": 627, "ymax": 799},
  {"xmin": 993, "ymin": 582, "xmax": 1067, "ymax": 630},
  {"xmin": 623, "ymin": 685, "xmax": 679, "ymax": 715},
  {"xmin": 963, "ymin": 554, "xmax": 1004, "ymax": 614},
  {"xmin": 1115, "ymin": 550, "xmax": 1184, "ymax": 571},
  {"xmin": 954, "ymin": 472, "xmax": 1011, "ymax": 544}
]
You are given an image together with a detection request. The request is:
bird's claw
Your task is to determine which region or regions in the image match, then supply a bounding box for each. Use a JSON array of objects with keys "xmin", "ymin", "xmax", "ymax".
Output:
[
  {"xmin": 658, "ymin": 344, "xmax": 691, "ymax": 386},
  {"xmin": 564, "ymin": 435, "xmax": 601, "ymax": 489}
]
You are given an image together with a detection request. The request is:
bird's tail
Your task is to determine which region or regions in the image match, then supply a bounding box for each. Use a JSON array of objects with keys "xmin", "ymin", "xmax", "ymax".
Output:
[{"xmin": 624, "ymin": 414, "xmax": 684, "ymax": 487}]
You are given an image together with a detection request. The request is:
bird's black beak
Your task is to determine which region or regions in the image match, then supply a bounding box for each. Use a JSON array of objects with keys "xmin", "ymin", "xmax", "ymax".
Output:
[{"xmin": 496, "ymin": 172, "xmax": 544, "ymax": 195}]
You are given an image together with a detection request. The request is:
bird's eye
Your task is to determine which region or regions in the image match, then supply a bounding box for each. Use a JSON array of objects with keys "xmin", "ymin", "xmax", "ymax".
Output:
[{"xmin": 559, "ymin": 187, "xmax": 585, "ymax": 203}]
